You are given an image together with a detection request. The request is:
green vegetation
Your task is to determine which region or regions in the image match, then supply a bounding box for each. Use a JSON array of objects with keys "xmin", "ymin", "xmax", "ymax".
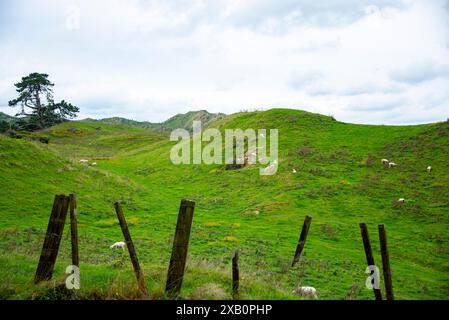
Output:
[
  {"xmin": 97, "ymin": 110, "xmax": 226, "ymax": 131},
  {"xmin": 0, "ymin": 112, "xmax": 17, "ymax": 123},
  {"xmin": 0, "ymin": 112, "xmax": 18, "ymax": 133},
  {"xmin": 8, "ymin": 73, "xmax": 78, "ymax": 131},
  {"xmin": 161, "ymin": 110, "xmax": 226, "ymax": 131},
  {"xmin": 0, "ymin": 108, "xmax": 448, "ymax": 300}
]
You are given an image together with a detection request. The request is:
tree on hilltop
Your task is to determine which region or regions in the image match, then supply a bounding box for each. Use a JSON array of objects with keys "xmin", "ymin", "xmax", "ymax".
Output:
[{"xmin": 8, "ymin": 73, "xmax": 79, "ymax": 131}]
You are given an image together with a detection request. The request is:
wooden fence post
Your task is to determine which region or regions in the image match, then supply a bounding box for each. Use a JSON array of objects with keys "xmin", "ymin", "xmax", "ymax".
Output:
[
  {"xmin": 165, "ymin": 199, "xmax": 195, "ymax": 298},
  {"xmin": 69, "ymin": 194, "xmax": 79, "ymax": 268},
  {"xmin": 114, "ymin": 202, "xmax": 147, "ymax": 296},
  {"xmin": 378, "ymin": 224, "xmax": 394, "ymax": 300},
  {"xmin": 359, "ymin": 222, "xmax": 382, "ymax": 301},
  {"xmin": 34, "ymin": 195, "xmax": 69, "ymax": 283},
  {"xmin": 291, "ymin": 215, "xmax": 312, "ymax": 267},
  {"xmin": 232, "ymin": 250, "xmax": 240, "ymax": 299}
]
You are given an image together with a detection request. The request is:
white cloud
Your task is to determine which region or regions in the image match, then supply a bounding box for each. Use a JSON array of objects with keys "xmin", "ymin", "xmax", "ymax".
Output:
[
  {"xmin": 0, "ymin": 0, "xmax": 448, "ymax": 124},
  {"xmin": 390, "ymin": 62, "xmax": 449, "ymax": 84}
]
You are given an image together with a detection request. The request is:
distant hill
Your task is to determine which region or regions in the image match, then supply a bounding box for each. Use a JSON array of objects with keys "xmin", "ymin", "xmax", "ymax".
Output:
[
  {"xmin": 0, "ymin": 112, "xmax": 18, "ymax": 132},
  {"xmin": 162, "ymin": 110, "xmax": 226, "ymax": 130},
  {"xmin": 0, "ymin": 112, "xmax": 17, "ymax": 123},
  {"xmin": 96, "ymin": 117, "xmax": 161, "ymax": 130},
  {"xmin": 96, "ymin": 110, "xmax": 226, "ymax": 131}
]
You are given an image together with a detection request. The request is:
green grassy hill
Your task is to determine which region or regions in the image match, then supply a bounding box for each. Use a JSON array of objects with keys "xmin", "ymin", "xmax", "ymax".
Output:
[
  {"xmin": 93, "ymin": 117, "xmax": 161, "ymax": 130},
  {"xmin": 0, "ymin": 112, "xmax": 16, "ymax": 123},
  {"xmin": 161, "ymin": 110, "xmax": 226, "ymax": 131},
  {"xmin": 0, "ymin": 108, "xmax": 448, "ymax": 300},
  {"xmin": 93, "ymin": 110, "xmax": 226, "ymax": 132},
  {"xmin": 0, "ymin": 112, "xmax": 17, "ymax": 132}
]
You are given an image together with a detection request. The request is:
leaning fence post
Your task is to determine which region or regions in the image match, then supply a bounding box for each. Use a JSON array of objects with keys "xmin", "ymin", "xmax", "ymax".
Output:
[
  {"xmin": 291, "ymin": 215, "xmax": 312, "ymax": 267},
  {"xmin": 165, "ymin": 199, "xmax": 195, "ymax": 298},
  {"xmin": 34, "ymin": 195, "xmax": 69, "ymax": 283},
  {"xmin": 114, "ymin": 202, "xmax": 147, "ymax": 296},
  {"xmin": 359, "ymin": 222, "xmax": 382, "ymax": 301},
  {"xmin": 232, "ymin": 250, "xmax": 240, "ymax": 299},
  {"xmin": 69, "ymin": 194, "xmax": 79, "ymax": 268},
  {"xmin": 378, "ymin": 224, "xmax": 394, "ymax": 300}
]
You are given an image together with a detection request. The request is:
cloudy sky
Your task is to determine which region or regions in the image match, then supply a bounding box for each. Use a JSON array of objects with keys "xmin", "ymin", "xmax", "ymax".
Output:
[{"xmin": 1, "ymin": 0, "xmax": 448, "ymax": 124}]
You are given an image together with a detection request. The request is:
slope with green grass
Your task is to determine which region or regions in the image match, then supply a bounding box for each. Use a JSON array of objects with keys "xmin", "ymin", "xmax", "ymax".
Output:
[
  {"xmin": 0, "ymin": 109, "xmax": 448, "ymax": 300},
  {"xmin": 0, "ymin": 112, "xmax": 16, "ymax": 123},
  {"xmin": 161, "ymin": 110, "xmax": 226, "ymax": 131},
  {"xmin": 30, "ymin": 120, "xmax": 168, "ymax": 159},
  {"xmin": 0, "ymin": 112, "xmax": 17, "ymax": 132},
  {"xmin": 93, "ymin": 110, "xmax": 226, "ymax": 132},
  {"xmin": 93, "ymin": 117, "xmax": 161, "ymax": 130}
]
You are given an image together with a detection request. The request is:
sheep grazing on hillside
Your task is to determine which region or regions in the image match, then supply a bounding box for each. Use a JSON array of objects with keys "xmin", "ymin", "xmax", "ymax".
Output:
[
  {"xmin": 388, "ymin": 162, "xmax": 397, "ymax": 168},
  {"xmin": 397, "ymin": 198, "xmax": 405, "ymax": 203},
  {"xmin": 79, "ymin": 159, "xmax": 89, "ymax": 164},
  {"xmin": 292, "ymin": 168, "xmax": 297, "ymax": 174},
  {"xmin": 110, "ymin": 241, "xmax": 126, "ymax": 250},
  {"xmin": 427, "ymin": 166, "xmax": 432, "ymax": 173},
  {"xmin": 91, "ymin": 162, "xmax": 97, "ymax": 166},
  {"xmin": 381, "ymin": 159, "xmax": 390, "ymax": 168},
  {"xmin": 292, "ymin": 286, "xmax": 318, "ymax": 299}
]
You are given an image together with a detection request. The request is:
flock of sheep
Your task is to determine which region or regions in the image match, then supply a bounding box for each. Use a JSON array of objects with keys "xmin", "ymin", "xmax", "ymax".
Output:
[
  {"xmin": 287, "ymin": 157, "xmax": 434, "ymax": 298},
  {"xmin": 94, "ymin": 154, "xmax": 433, "ymax": 300},
  {"xmin": 292, "ymin": 158, "xmax": 432, "ymax": 206},
  {"xmin": 382, "ymin": 158, "xmax": 431, "ymax": 173},
  {"xmin": 381, "ymin": 158, "xmax": 432, "ymax": 204}
]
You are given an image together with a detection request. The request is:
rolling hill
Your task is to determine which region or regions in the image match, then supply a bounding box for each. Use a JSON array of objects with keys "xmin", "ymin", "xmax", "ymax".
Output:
[
  {"xmin": 0, "ymin": 108, "xmax": 448, "ymax": 300},
  {"xmin": 0, "ymin": 112, "xmax": 18, "ymax": 132},
  {"xmin": 0, "ymin": 112, "xmax": 16, "ymax": 123},
  {"xmin": 94, "ymin": 110, "xmax": 226, "ymax": 132},
  {"xmin": 161, "ymin": 110, "xmax": 226, "ymax": 131}
]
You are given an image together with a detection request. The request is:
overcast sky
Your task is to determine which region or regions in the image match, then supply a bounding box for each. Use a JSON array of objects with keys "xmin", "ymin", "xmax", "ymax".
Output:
[{"xmin": 1, "ymin": 0, "xmax": 448, "ymax": 124}]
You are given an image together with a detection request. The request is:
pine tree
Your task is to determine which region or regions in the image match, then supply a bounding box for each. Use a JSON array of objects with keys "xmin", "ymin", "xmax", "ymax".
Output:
[{"xmin": 8, "ymin": 73, "xmax": 79, "ymax": 130}]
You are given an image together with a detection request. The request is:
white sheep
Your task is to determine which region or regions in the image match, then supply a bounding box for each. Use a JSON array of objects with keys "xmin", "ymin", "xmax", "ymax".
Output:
[
  {"xmin": 381, "ymin": 159, "xmax": 389, "ymax": 165},
  {"xmin": 79, "ymin": 159, "xmax": 89, "ymax": 164},
  {"xmin": 397, "ymin": 198, "xmax": 405, "ymax": 203},
  {"xmin": 292, "ymin": 286, "xmax": 318, "ymax": 299},
  {"xmin": 91, "ymin": 162, "xmax": 97, "ymax": 166},
  {"xmin": 388, "ymin": 162, "xmax": 397, "ymax": 168},
  {"xmin": 292, "ymin": 168, "xmax": 297, "ymax": 174},
  {"xmin": 427, "ymin": 166, "xmax": 432, "ymax": 173},
  {"xmin": 110, "ymin": 241, "xmax": 126, "ymax": 250}
]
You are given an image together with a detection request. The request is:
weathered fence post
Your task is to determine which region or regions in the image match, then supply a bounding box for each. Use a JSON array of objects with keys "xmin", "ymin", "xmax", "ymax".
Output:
[
  {"xmin": 165, "ymin": 199, "xmax": 195, "ymax": 298},
  {"xmin": 291, "ymin": 215, "xmax": 312, "ymax": 267},
  {"xmin": 378, "ymin": 224, "xmax": 394, "ymax": 300},
  {"xmin": 232, "ymin": 250, "xmax": 240, "ymax": 299},
  {"xmin": 35, "ymin": 195, "xmax": 69, "ymax": 283},
  {"xmin": 69, "ymin": 194, "xmax": 79, "ymax": 268},
  {"xmin": 114, "ymin": 202, "xmax": 147, "ymax": 296},
  {"xmin": 359, "ymin": 222, "xmax": 382, "ymax": 301}
]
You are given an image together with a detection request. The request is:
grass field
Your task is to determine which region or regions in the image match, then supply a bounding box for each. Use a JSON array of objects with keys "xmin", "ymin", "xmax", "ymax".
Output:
[{"xmin": 0, "ymin": 108, "xmax": 448, "ymax": 300}]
